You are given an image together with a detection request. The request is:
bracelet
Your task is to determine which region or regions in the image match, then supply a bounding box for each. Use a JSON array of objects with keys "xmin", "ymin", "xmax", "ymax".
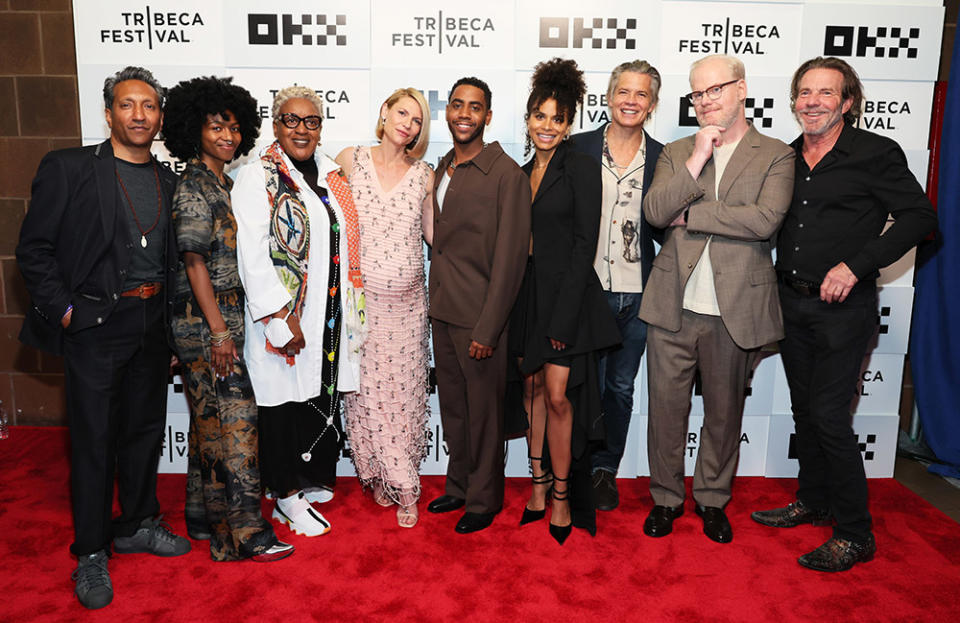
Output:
[{"xmin": 210, "ymin": 328, "xmax": 231, "ymax": 348}]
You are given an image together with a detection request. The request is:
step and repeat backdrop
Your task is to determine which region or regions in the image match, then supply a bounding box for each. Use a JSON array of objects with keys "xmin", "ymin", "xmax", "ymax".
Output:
[{"xmin": 70, "ymin": 0, "xmax": 943, "ymax": 478}]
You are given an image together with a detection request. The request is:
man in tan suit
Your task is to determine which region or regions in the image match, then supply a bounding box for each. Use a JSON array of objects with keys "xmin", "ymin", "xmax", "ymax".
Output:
[
  {"xmin": 639, "ymin": 55, "xmax": 794, "ymax": 543},
  {"xmin": 426, "ymin": 77, "xmax": 531, "ymax": 533}
]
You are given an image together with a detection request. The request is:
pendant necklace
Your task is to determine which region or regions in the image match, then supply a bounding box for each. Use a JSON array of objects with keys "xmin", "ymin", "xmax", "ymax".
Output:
[{"xmin": 116, "ymin": 161, "xmax": 163, "ymax": 248}]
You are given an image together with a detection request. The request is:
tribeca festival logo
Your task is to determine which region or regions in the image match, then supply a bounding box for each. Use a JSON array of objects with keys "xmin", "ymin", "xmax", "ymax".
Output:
[
  {"xmin": 678, "ymin": 96, "xmax": 776, "ymax": 129},
  {"xmin": 860, "ymin": 101, "xmax": 912, "ymax": 131},
  {"xmin": 824, "ymin": 26, "xmax": 920, "ymax": 59},
  {"xmin": 248, "ymin": 13, "xmax": 348, "ymax": 46},
  {"xmin": 539, "ymin": 17, "xmax": 638, "ymax": 50},
  {"xmin": 676, "ymin": 18, "xmax": 780, "ymax": 55},
  {"xmin": 391, "ymin": 12, "xmax": 495, "ymax": 53},
  {"xmin": 98, "ymin": 6, "xmax": 205, "ymax": 48},
  {"xmin": 251, "ymin": 86, "xmax": 351, "ymax": 121}
]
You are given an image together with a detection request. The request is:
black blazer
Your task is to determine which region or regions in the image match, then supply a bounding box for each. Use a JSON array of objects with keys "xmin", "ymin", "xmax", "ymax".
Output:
[
  {"xmin": 570, "ymin": 123, "xmax": 663, "ymax": 288},
  {"xmin": 16, "ymin": 140, "xmax": 178, "ymax": 354},
  {"xmin": 520, "ymin": 142, "xmax": 620, "ymax": 355}
]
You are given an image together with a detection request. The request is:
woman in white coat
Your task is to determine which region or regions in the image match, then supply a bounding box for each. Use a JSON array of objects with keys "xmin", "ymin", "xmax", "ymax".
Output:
[{"xmin": 233, "ymin": 85, "xmax": 365, "ymax": 537}]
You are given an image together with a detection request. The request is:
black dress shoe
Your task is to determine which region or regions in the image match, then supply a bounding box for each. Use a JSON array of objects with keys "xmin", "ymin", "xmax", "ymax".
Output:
[
  {"xmin": 455, "ymin": 512, "xmax": 496, "ymax": 534},
  {"xmin": 751, "ymin": 499, "xmax": 831, "ymax": 528},
  {"xmin": 643, "ymin": 504, "xmax": 683, "ymax": 537},
  {"xmin": 592, "ymin": 470, "xmax": 619, "ymax": 511},
  {"xmin": 695, "ymin": 504, "xmax": 732, "ymax": 543},
  {"xmin": 798, "ymin": 535, "xmax": 876, "ymax": 572},
  {"xmin": 427, "ymin": 495, "xmax": 465, "ymax": 514}
]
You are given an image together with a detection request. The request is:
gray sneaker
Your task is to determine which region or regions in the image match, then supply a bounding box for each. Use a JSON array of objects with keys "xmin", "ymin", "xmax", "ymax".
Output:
[
  {"xmin": 592, "ymin": 470, "xmax": 619, "ymax": 511},
  {"xmin": 113, "ymin": 515, "xmax": 191, "ymax": 557},
  {"xmin": 72, "ymin": 550, "xmax": 113, "ymax": 609}
]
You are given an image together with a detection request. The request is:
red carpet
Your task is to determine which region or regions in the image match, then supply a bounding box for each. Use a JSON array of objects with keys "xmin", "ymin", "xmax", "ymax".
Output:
[{"xmin": 1, "ymin": 427, "xmax": 958, "ymax": 622}]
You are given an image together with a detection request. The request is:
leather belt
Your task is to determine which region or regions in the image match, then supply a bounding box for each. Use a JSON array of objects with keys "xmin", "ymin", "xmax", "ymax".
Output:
[
  {"xmin": 120, "ymin": 282, "xmax": 162, "ymax": 299},
  {"xmin": 779, "ymin": 273, "xmax": 820, "ymax": 297}
]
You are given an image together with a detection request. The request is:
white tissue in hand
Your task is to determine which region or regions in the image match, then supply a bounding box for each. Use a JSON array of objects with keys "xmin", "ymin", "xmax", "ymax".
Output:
[{"xmin": 265, "ymin": 316, "xmax": 294, "ymax": 348}]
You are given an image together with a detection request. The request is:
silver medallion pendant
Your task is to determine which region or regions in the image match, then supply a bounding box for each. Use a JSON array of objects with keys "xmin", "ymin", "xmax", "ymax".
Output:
[
  {"xmin": 140, "ymin": 235, "xmax": 147, "ymax": 248},
  {"xmin": 301, "ymin": 452, "xmax": 312, "ymax": 462}
]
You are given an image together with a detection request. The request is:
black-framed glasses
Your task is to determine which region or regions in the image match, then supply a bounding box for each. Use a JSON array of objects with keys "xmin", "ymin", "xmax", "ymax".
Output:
[
  {"xmin": 277, "ymin": 113, "xmax": 322, "ymax": 130},
  {"xmin": 687, "ymin": 79, "xmax": 740, "ymax": 105}
]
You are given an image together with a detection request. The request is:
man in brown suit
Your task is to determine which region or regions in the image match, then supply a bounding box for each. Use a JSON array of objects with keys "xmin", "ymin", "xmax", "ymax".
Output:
[
  {"xmin": 639, "ymin": 55, "xmax": 794, "ymax": 543},
  {"xmin": 426, "ymin": 77, "xmax": 531, "ymax": 533}
]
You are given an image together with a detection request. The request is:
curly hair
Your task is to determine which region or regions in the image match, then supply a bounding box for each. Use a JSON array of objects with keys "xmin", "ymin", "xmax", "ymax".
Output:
[
  {"xmin": 525, "ymin": 57, "xmax": 586, "ymax": 125},
  {"xmin": 790, "ymin": 57, "xmax": 864, "ymax": 125},
  {"xmin": 162, "ymin": 76, "xmax": 261, "ymax": 162}
]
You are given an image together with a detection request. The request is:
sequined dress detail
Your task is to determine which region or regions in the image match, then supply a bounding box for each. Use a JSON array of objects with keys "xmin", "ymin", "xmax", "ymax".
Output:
[{"xmin": 343, "ymin": 146, "xmax": 430, "ymax": 506}]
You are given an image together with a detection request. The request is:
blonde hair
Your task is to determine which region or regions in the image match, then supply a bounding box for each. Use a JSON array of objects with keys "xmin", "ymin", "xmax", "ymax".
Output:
[
  {"xmin": 271, "ymin": 85, "xmax": 323, "ymax": 121},
  {"xmin": 690, "ymin": 55, "xmax": 746, "ymax": 84},
  {"xmin": 375, "ymin": 88, "xmax": 430, "ymax": 159}
]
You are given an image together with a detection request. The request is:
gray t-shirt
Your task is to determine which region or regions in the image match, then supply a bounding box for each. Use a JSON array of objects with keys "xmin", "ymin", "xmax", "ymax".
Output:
[{"xmin": 116, "ymin": 158, "xmax": 167, "ymax": 289}]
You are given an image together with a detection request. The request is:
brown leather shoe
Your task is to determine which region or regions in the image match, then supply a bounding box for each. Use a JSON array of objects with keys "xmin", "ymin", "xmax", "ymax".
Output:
[
  {"xmin": 798, "ymin": 535, "xmax": 876, "ymax": 572},
  {"xmin": 751, "ymin": 499, "xmax": 831, "ymax": 528},
  {"xmin": 643, "ymin": 505, "xmax": 683, "ymax": 537}
]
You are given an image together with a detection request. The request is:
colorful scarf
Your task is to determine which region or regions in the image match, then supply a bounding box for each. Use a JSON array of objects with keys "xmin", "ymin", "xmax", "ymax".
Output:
[{"xmin": 260, "ymin": 142, "xmax": 366, "ymax": 363}]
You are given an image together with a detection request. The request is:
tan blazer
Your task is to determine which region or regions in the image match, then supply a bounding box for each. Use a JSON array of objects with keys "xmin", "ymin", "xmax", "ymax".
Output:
[
  {"xmin": 639, "ymin": 124, "xmax": 795, "ymax": 350},
  {"xmin": 428, "ymin": 141, "xmax": 531, "ymax": 346}
]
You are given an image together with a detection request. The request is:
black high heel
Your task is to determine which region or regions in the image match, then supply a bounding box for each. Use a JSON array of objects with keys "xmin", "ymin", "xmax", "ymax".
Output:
[
  {"xmin": 549, "ymin": 476, "xmax": 572, "ymax": 545},
  {"xmin": 520, "ymin": 457, "xmax": 553, "ymax": 526}
]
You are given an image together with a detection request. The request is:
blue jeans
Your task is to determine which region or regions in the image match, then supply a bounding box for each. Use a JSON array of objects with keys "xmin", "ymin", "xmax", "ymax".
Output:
[{"xmin": 593, "ymin": 291, "xmax": 647, "ymax": 475}]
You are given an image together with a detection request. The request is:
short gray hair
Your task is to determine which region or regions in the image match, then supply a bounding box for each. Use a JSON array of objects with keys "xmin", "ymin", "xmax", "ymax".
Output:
[
  {"xmin": 103, "ymin": 66, "xmax": 165, "ymax": 109},
  {"xmin": 271, "ymin": 86, "xmax": 324, "ymax": 121},
  {"xmin": 606, "ymin": 60, "xmax": 661, "ymax": 109},
  {"xmin": 690, "ymin": 55, "xmax": 746, "ymax": 84}
]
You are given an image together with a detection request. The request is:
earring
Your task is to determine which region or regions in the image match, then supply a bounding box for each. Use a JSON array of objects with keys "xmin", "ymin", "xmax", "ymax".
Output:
[{"xmin": 523, "ymin": 132, "xmax": 533, "ymax": 158}]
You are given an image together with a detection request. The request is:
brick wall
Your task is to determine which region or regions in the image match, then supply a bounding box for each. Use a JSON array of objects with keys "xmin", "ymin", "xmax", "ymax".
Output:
[
  {"xmin": 0, "ymin": 1, "xmax": 956, "ymax": 427},
  {"xmin": 0, "ymin": 0, "xmax": 77, "ymax": 426}
]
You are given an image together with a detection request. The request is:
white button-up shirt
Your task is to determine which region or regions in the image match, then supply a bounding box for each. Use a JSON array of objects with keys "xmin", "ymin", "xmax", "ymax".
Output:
[
  {"xmin": 233, "ymin": 147, "xmax": 359, "ymax": 407},
  {"xmin": 594, "ymin": 128, "xmax": 646, "ymax": 293}
]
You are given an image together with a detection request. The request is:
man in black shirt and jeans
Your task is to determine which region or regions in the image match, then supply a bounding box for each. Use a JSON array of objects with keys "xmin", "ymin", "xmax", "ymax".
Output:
[{"xmin": 751, "ymin": 57, "xmax": 936, "ymax": 572}]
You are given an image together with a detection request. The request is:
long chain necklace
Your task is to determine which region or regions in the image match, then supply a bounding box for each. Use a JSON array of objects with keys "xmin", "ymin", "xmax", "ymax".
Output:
[
  {"xmin": 115, "ymin": 161, "xmax": 163, "ymax": 248},
  {"xmin": 301, "ymin": 190, "xmax": 343, "ymax": 463}
]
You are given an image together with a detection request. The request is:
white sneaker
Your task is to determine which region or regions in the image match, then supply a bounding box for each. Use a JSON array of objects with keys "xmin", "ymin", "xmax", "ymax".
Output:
[
  {"xmin": 303, "ymin": 486, "xmax": 334, "ymax": 504},
  {"xmin": 272, "ymin": 492, "xmax": 331, "ymax": 537}
]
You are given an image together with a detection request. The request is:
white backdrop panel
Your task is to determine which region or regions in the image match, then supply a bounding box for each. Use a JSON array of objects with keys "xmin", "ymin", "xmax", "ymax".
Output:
[
  {"xmin": 658, "ymin": 2, "xmax": 803, "ymax": 77},
  {"xmin": 799, "ymin": 3, "xmax": 944, "ymax": 81},
  {"xmin": 515, "ymin": 0, "xmax": 664, "ymax": 72},
  {"xmin": 371, "ymin": 0, "xmax": 516, "ymax": 70},
  {"xmin": 765, "ymin": 413, "xmax": 900, "ymax": 478},
  {"xmin": 224, "ymin": 1, "xmax": 371, "ymax": 68}
]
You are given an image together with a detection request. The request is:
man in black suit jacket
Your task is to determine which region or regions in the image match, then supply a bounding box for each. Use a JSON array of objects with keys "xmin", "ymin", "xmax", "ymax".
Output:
[
  {"xmin": 571, "ymin": 60, "xmax": 664, "ymax": 511},
  {"xmin": 16, "ymin": 66, "xmax": 188, "ymax": 610}
]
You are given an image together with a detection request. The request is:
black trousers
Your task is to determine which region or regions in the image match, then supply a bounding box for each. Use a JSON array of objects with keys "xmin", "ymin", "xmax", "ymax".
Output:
[
  {"xmin": 63, "ymin": 296, "xmax": 169, "ymax": 556},
  {"xmin": 778, "ymin": 280, "xmax": 876, "ymax": 542}
]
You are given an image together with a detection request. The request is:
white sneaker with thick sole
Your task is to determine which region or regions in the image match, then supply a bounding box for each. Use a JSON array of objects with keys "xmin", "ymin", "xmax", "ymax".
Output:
[
  {"xmin": 272, "ymin": 492, "xmax": 331, "ymax": 537},
  {"xmin": 304, "ymin": 486, "xmax": 334, "ymax": 504}
]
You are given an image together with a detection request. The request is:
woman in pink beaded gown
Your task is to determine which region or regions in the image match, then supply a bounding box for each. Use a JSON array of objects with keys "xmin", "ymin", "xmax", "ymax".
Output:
[{"xmin": 336, "ymin": 88, "xmax": 435, "ymax": 528}]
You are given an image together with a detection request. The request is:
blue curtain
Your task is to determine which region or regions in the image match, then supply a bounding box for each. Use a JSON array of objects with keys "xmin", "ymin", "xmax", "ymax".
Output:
[{"xmin": 910, "ymin": 35, "xmax": 960, "ymax": 478}]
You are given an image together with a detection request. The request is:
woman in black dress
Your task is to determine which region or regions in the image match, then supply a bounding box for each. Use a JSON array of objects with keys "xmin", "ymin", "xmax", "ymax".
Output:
[{"xmin": 512, "ymin": 58, "xmax": 621, "ymax": 544}]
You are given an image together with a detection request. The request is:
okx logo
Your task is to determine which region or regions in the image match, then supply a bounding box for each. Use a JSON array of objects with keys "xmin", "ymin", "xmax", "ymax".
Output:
[
  {"xmin": 824, "ymin": 26, "xmax": 920, "ymax": 59},
  {"xmin": 745, "ymin": 97, "xmax": 775, "ymax": 129},
  {"xmin": 248, "ymin": 13, "xmax": 347, "ymax": 46},
  {"xmin": 539, "ymin": 17, "xmax": 638, "ymax": 50}
]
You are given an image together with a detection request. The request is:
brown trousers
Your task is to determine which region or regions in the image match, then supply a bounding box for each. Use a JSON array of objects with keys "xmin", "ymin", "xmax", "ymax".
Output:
[
  {"xmin": 431, "ymin": 319, "xmax": 506, "ymax": 514},
  {"xmin": 646, "ymin": 310, "xmax": 752, "ymax": 509}
]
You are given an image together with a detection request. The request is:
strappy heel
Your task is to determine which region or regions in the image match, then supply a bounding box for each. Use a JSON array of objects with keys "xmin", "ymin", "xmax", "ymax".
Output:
[
  {"xmin": 549, "ymin": 475, "xmax": 572, "ymax": 545},
  {"xmin": 520, "ymin": 457, "xmax": 553, "ymax": 526}
]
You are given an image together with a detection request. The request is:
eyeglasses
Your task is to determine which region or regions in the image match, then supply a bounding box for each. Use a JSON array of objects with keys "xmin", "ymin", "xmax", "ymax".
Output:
[
  {"xmin": 687, "ymin": 79, "xmax": 740, "ymax": 105},
  {"xmin": 277, "ymin": 113, "xmax": 322, "ymax": 130}
]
